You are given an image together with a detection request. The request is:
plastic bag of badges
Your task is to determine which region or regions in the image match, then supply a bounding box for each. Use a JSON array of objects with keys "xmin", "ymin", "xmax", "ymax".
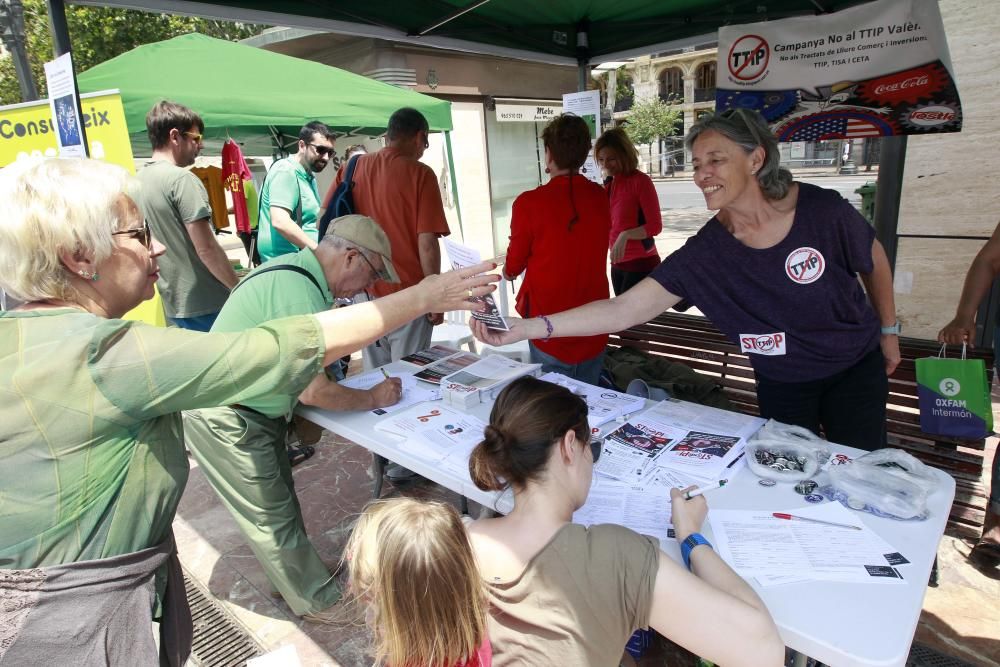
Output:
[
  {"xmin": 746, "ymin": 420, "xmax": 830, "ymax": 482},
  {"xmin": 822, "ymin": 448, "xmax": 940, "ymax": 520}
]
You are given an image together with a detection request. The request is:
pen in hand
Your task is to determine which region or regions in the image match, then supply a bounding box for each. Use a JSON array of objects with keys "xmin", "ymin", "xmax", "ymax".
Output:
[
  {"xmin": 380, "ymin": 367, "xmax": 390, "ymax": 380},
  {"xmin": 682, "ymin": 479, "xmax": 727, "ymax": 500}
]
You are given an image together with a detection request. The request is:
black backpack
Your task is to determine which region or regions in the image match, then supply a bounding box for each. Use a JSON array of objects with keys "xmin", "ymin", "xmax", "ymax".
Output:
[{"xmin": 318, "ymin": 153, "xmax": 362, "ymax": 241}]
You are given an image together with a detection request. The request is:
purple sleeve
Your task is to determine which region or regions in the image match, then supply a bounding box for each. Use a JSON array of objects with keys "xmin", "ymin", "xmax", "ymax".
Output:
[
  {"xmin": 648, "ymin": 243, "xmax": 691, "ymax": 300},
  {"xmin": 834, "ymin": 197, "xmax": 876, "ymax": 275}
]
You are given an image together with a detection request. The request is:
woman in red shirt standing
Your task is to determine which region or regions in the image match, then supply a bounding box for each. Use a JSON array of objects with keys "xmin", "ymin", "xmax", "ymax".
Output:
[
  {"xmin": 503, "ymin": 115, "xmax": 611, "ymax": 385},
  {"xmin": 595, "ymin": 128, "xmax": 663, "ymax": 295}
]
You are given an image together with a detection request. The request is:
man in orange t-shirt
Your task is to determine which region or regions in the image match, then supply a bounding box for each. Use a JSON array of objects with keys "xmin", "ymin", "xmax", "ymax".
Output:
[{"xmin": 325, "ymin": 108, "xmax": 450, "ymax": 370}]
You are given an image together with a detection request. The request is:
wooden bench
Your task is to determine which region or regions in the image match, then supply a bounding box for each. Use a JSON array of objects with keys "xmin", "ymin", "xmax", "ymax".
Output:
[{"xmin": 607, "ymin": 312, "xmax": 994, "ymax": 537}]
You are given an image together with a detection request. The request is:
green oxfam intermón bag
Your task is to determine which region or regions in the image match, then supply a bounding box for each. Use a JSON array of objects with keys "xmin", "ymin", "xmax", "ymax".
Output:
[{"xmin": 915, "ymin": 344, "xmax": 993, "ymax": 438}]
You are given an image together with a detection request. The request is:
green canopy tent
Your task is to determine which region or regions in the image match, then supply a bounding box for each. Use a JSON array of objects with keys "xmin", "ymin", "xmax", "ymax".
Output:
[{"xmin": 76, "ymin": 32, "xmax": 454, "ymax": 156}]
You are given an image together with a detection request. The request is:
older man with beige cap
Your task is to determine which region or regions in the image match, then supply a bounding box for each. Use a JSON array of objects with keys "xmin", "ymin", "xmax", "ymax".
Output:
[{"xmin": 183, "ymin": 214, "xmax": 402, "ymax": 624}]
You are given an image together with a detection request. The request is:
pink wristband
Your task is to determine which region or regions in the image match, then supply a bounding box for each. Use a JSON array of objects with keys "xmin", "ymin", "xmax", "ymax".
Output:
[{"xmin": 539, "ymin": 315, "xmax": 554, "ymax": 341}]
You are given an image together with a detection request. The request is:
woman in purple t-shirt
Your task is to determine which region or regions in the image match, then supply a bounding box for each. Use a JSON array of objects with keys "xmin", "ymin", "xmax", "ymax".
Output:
[{"xmin": 473, "ymin": 109, "xmax": 900, "ymax": 451}]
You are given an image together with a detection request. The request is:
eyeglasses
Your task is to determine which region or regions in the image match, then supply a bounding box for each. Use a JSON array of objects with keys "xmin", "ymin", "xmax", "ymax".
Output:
[
  {"xmin": 112, "ymin": 220, "xmax": 152, "ymax": 248},
  {"xmin": 182, "ymin": 131, "xmax": 204, "ymax": 143},
  {"xmin": 348, "ymin": 247, "xmax": 385, "ymax": 282},
  {"xmin": 308, "ymin": 143, "xmax": 335, "ymax": 157}
]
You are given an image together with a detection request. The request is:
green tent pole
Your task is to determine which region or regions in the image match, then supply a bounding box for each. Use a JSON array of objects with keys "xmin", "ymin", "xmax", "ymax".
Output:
[{"xmin": 444, "ymin": 130, "xmax": 464, "ymax": 242}]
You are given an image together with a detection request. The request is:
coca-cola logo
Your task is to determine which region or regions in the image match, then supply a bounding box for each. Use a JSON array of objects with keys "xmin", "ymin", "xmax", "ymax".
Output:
[
  {"xmin": 873, "ymin": 75, "xmax": 928, "ymax": 96},
  {"xmin": 858, "ymin": 64, "xmax": 946, "ymax": 106}
]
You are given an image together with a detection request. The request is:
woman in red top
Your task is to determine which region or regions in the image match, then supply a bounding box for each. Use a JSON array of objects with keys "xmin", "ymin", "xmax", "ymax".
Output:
[
  {"xmin": 595, "ymin": 128, "xmax": 663, "ymax": 295},
  {"xmin": 503, "ymin": 115, "xmax": 611, "ymax": 385}
]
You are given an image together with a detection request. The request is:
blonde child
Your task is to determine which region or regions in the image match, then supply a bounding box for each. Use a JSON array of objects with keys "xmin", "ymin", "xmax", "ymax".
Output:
[{"xmin": 345, "ymin": 499, "xmax": 491, "ymax": 667}]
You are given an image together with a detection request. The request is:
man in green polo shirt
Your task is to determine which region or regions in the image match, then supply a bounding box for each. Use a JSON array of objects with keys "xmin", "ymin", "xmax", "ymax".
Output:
[
  {"xmin": 257, "ymin": 121, "xmax": 335, "ymax": 262},
  {"xmin": 183, "ymin": 215, "xmax": 402, "ymax": 624}
]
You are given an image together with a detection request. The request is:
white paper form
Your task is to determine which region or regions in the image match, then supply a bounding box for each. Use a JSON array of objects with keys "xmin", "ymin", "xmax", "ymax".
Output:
[
  {"xmin": 338, "ymin": 369, "xmax": 439, "ymax": 415},
  {"xmin": 373, "ymin": 403, "xmax": 468, "ymax": 438},
  {"xmin": 709, "ymin": 503, "xmax": 908, "ymax": 584},
  {"xmin": 416, "ymin": 414, "xmax": 486, "ymax": 450},
  {"xmin": 645, "ymin": 398, "xmax": 765, "ymax": 438},
  {"xmin": 442, "ymin": 238, "xmax": 508, "ymax": 330},
  {"xmin": 539, "ymin": 372, "xmax": 646, "ymax": 429},
  {"xmin": 643, "ymin": 467, "xmax": 705, "ymax": 492},
  {"xmin": 406, "ymin": 414, "xmax": 487, "ymax": 466},
  {"xmin": 573, "ymin": 475, "xmax": 674, "ymax": 542},
  {"xmin": 445, "ymin": 355, "xmax": 538, "ymax": 392}
]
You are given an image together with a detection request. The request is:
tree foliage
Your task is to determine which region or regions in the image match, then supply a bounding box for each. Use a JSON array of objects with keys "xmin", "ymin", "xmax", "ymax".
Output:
[
  {"xmin": 0, "ymin": 0, "xmax": 264, "ymax": 105},
  {"xmin": 623, "ymin": 97, "xmax": 682, "ymax": 146},
  {"xmin": 613, "ymin": 65, "xmax": 633, "ymax": 102}
]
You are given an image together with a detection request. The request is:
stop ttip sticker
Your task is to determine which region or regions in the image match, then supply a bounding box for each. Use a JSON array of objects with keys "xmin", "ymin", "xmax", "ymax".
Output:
[
  {"xmin": 785, "ymin": 247, "xmax": 825, "ymax": 284},
  {"xmin": 739, "ymin": 332, "xmax": 787, "ymax": 356}
]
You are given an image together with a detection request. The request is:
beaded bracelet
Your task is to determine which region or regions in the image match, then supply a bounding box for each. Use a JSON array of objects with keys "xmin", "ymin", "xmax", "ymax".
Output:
[{"xmin": 539, "ymin": 315, "xmax": 554, "ymax": 341}]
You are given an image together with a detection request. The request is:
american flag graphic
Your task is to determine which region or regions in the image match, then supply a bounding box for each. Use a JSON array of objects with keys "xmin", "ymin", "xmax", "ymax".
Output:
[{"xmin": 777, "ymin": 111, "xmax": 895, "ymax": 142}]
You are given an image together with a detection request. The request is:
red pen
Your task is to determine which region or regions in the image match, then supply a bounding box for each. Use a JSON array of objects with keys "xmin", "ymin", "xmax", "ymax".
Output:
[{"xmin": 772, "ymin": 512, "xmax": 861, "ymax": 530}]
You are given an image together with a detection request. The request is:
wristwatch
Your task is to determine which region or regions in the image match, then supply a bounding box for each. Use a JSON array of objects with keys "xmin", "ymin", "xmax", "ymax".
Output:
[
  {"xmin": 681, "ymin": 533, "xmax": 713, "ymax": 570},
  {"xmin": 880, "ymin": 321, "xmax": 902, "ymax": 335}
]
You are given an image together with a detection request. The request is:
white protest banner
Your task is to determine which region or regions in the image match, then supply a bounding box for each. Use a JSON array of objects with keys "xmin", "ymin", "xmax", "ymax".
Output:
[{"xmin": 716, "ymin": 0, "xmax": 961, "ymax": 140}]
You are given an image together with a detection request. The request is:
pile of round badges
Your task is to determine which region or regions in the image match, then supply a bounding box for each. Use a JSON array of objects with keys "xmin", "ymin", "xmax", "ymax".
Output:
[
  {"xmin": 754, "ymin": 449, "xmax": 824, "ymax": 502},
  {"xmin": 754, "ymin": 448, "xmax": 808, "ymax": 472}
]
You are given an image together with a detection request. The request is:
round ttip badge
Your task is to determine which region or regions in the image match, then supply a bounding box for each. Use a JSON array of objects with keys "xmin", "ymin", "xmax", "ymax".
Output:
[
  {"xmin": 804, "ymin": 493, "xmax": 825, "ymax": 503},
  {"xmin": 785, "ymin": 247, "xmax": 825, "ymax": 284},
  {"xmin": 758, "ymin": 478, "xmax": 777, "ymax": 487}
]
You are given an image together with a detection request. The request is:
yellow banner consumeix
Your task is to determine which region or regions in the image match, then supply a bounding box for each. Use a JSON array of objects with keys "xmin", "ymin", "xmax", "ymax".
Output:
[
  {"xmin": 0, "ymin": 90, "xmax": 164, "ymax": 326},
  {"xmin": 0, "ymin": 90, "xmax": 135, "ymax": 172}
]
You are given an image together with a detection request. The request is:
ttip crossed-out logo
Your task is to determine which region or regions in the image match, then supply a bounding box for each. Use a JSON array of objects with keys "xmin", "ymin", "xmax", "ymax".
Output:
[
  {"xmin": 785, "ymin": 247, "xmax": 825, "ymax": 284},
  {"xmin": 728, "ymin": 35, "xmax": 770, "ymax": 82}
]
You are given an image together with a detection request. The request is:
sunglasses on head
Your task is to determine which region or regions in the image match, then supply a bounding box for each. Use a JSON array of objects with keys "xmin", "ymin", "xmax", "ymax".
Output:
[
  {"xmin": 308, "ymin": 143, "xmax": 335, "ymax": 157},
  {"xmin": 112, "ymin": 220, "xmax": 152, "ymax": 248}
]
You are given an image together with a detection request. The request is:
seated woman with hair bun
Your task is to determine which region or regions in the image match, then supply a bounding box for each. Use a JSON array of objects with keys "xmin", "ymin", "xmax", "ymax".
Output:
[{"xmin": 466, "ymin": 376, "xmax": 783, "ymax": 666}]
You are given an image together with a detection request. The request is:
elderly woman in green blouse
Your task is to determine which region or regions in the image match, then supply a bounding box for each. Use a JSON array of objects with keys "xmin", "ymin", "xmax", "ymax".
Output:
[{"xmin": 0, "ymin": 157, "xmax": 496, "ymax": 666}]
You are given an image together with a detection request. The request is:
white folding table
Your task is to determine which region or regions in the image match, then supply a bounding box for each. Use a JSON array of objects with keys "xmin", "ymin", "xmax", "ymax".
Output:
[{"xmin": 299, "ymin": 361, "xmax": 955, "ymax": 667}]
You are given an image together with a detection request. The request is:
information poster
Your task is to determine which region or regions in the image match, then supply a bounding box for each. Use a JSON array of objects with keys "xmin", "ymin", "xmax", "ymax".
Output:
[
  {"xmin": 43, "ymin": 52, "xmax": 88, "ymax": 157},
  {"xmin": 562, "ymin": 90, "xmax": 603, "ymax": 184},
  {"xmin": 715, "ymin": 0, "xmax": 962, "ymax": 140},
  {"xmin": 0, "ymin": 90, "xmax": 135, "ymax": 171}
]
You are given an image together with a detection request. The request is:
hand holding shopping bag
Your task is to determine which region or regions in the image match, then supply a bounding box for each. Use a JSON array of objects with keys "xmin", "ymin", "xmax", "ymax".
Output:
[{"xmin": 916, "ymin": 343, "xmax": 993, "ymax": 438}]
